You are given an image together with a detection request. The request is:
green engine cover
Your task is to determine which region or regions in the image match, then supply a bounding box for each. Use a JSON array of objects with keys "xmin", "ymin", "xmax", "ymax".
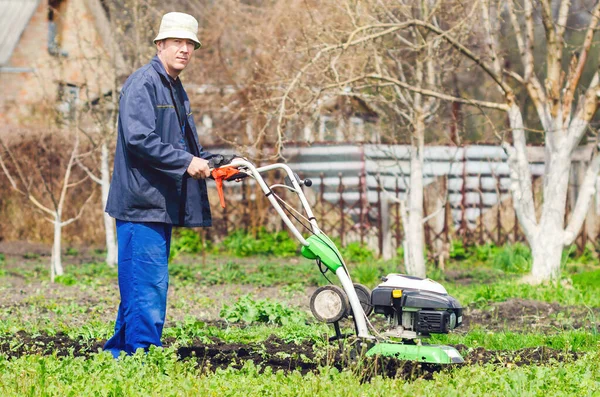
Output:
[{"xmin": 366, "ymin": 342, "xmax": 464, "ymax": 364}]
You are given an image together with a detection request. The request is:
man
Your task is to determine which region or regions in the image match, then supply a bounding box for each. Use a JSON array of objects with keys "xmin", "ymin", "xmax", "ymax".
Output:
[{"xmin": 104, "ymin": 12, "xmax": 214, "ymax": 358}]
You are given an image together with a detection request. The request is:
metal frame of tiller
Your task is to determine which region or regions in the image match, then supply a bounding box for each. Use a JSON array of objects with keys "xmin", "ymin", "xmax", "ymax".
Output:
[{"xmin": 211, "ymin": 159, "xmax": 464, "ymax": 364}]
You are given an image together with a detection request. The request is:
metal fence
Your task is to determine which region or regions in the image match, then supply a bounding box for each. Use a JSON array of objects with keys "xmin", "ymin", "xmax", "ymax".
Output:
[
  {"xmin": 204, "ymin": 143, "xmax": 598, "ymax": 256},
  {"xmin": 207, "ymin": 171, "xmax": 595, "ymax": 258}
]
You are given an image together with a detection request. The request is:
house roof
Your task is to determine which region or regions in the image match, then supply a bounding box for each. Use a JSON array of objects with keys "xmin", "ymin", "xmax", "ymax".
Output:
[{"xmin": 0, "ymin": 0, "xmax": 40, "ymax": 66}]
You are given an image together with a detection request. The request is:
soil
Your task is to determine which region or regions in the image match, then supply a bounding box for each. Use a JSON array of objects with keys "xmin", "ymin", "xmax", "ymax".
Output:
[
  {"xmin": 463, "ymin": 298, "xmax": 600, "ymax": 333},
  {"xmin": 0, "ymin": 329, "xmax": 582, "ymax": 380}
]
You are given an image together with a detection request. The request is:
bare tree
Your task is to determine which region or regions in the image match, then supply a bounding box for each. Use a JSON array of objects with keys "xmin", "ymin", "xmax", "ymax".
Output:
[
  {"xmin": 72, "ymin": 0, "xmax": 143, "ymax": 267},
  {"xmin": 294, "ymin": 0, "xmax": 600, "ymax": 283},
  {"xmin": 0, "ymin": 129, "xmax": 95, "ymax": 281},
  {"xmin": 265, "ymin": 0, "xmax": 470, "ymax": 276}
]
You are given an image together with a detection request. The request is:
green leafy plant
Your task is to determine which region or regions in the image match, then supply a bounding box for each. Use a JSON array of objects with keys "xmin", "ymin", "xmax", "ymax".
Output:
[
  {"xmin": 170, "ymin": 228, "xmax": 212, "ymax": 260},
  {"xmin": 220, "ymin": 228, "xmax": 298, "ymax": 257},
  {"xmin": 169, "ymin": 262, "xmax": 199, "ymax": 283},
  {"xmin": 340, "ymin": 242, "xmax": 375, "ymax": 263},
  {"xmin": 54, "ymin": 274, "xmax": 77, "ymax": 286},
  {"xmin": 65, "ymin": 247, "xmax": 79, "ymax": 256},
  {"xmin": 470, "ymin": 242, "xmax": 499, "ymax": 262},
  {"xmin": 449, "ymin": 239, "xmax": 467, "ymax": 259},
  {"xmin": 491, "ymin": 243, "xmax": 532, "ymax": 274},
  {"xmin": 220, "ymin": 295, "xmax": 306, "ymax": 325}
]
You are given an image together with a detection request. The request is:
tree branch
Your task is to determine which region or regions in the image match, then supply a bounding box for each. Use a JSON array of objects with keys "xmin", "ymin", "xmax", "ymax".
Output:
[
  {"xmin": 507, "ymin": 0, "xmax": 551, "ymax": 133},
  {"xmin": 562, "ymin": 1, "xmax": 600, "ymax": 119},
  {"xmin": 277, "ymin": 13, "xmax": 517, "ymax": 146},
  {"xmin": 564, "ymin": 147, "xmax": 600, "ymax": 244},
  {"xmin": 0, "ymin": 137, "xmax": 55, "ymax": 216},
  {"xmin": 61, "ymin": 190, "xmax": 95, "ymax": 227},
  {"xmin": 363, "ymin": 74, "xmax": 509, "ymax": 111},
  {"xmin": 75, "ymin": 157, "xmax": 102, "ymax": 184},
  {"xmin": 541, "ymin": 0, "xmax": 571, "ymax": 115}
]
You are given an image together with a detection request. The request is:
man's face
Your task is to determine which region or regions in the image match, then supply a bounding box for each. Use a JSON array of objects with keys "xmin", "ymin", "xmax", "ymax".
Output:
[{"xmin": 156, "ymin": 38, "xmax": 196, "ymax": 78}]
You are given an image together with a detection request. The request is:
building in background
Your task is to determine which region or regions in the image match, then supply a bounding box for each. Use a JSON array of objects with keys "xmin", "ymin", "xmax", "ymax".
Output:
[{"xmin": 0, "ymin": 0, "xmax": 125, "ymax": 125}]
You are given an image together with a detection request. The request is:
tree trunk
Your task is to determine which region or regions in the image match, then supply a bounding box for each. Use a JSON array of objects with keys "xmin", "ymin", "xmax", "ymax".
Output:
[
  {"xmin": 51, "ymin": 216, "xmax": 64, "ymax": 282},
  {"xmin": 528, "ymin": 148, "xmax": 571, "ymax": 282},
  {"xmin": 404, "ymin": 118, "xmax": 427, "ymax": 278},
  {"xmin": 101, "ymin": 141, "xmax": 117, "ymax": 267}
]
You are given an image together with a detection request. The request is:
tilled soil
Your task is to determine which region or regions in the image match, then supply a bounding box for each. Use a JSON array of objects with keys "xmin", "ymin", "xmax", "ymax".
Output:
[
  {"xmin": 0, "ymin": 331, "xmax": 581, "ymax": 380},
  {"xmin": 463, "ymin": 298, "xmax": 600, "ymax": 333}
]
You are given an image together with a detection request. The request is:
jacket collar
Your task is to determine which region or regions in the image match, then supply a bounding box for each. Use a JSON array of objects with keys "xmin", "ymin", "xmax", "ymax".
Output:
[{"xmin": 151, "ymin": 55, "xmax": 178, "ymax": 85}]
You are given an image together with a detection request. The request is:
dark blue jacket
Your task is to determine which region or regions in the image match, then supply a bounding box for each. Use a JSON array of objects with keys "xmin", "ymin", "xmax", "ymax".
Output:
[{"xmin": 106, "ymin": 56, "xmax": 214, "ymax": 227}]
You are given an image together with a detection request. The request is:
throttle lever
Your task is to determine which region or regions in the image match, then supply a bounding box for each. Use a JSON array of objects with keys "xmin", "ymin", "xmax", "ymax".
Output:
[{"xmin": 210, "ymin": 166, "xmax": 245, "ymax": 208}]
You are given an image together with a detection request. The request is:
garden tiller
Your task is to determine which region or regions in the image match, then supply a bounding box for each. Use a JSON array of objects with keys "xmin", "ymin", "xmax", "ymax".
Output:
[{"xmin": 209, "ymin": 156, "xmax": 464, "ymax": 364}]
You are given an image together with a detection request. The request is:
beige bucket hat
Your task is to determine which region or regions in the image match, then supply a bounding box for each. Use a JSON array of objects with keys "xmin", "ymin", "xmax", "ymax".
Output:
[{"xmin": 153, "ymin": 12, "xmax": 202, "ymax": 50}]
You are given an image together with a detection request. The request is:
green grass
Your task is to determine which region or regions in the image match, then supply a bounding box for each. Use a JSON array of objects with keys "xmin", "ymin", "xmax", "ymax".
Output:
[
  {"xmin": 443, "ymin": 274, "xmax": 600, "ymax": 308},
  {"xmin": 572, "ymin": 269, "xmax": 600, "ymax": 290},
  {"xmin": 2, "ymin": 245, "xmax": 600, "ymax": 395},
  {"xmin": 0, "ymin": 348, "xmax": 599, "ymax": 396},
  {"xmin": 430, "ymin": 328, "xmax": 600, "ymax": 352}
]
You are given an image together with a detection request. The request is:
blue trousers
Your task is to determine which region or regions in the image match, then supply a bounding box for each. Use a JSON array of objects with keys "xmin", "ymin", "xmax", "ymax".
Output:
[{"xmin": 104, "ymin": 220, "xmax": 172, "ymax": 358}]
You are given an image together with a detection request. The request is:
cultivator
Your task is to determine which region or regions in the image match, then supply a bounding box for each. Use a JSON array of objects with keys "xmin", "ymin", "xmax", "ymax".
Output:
[{"xmin": 210, "ymin": 157, "xmax": 464, "ymax": 364}]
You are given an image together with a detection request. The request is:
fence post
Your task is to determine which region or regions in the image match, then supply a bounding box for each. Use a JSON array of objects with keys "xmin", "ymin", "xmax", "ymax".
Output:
[
  {"xmin": 338, "ymin": 172, "xmax": 345, "ymax": 246},
  {"xmin": 478, "ymin": 174, "xmax": 484, "ymax": 245},
  {"xmin": 319, "ymin": 172, "xmax": 326, "ymax": 234},
  {"xmin": 376, "ymin": 177, "xmax": 384, "ymax": 256},
  {"xmin": 359, "ymin": 171, "xmax": 365, "ymax": 245},
  {"xmin": 222, "ymin": 202, "xmax": 229, "ymax": 235},
  {"xmin": 423, "ymin": 189, "xmax": 431, "ymax": 251},
  {"xmin": 496, "ymin": 175, "xmax": 502, "ymax": 245},
  {"xmin": 460, "ymin": 148, "xmax": 467, "ymax": 237},
  {"xmin": 241, "ymin": 178, "xmax": 248, "ymax": 232},
  {"xmin": 395, "ymin": 177, "xmax": 401, "ymax": 249}
]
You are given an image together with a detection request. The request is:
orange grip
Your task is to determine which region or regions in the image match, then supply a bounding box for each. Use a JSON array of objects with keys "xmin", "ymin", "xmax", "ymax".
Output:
[{"xmin": 211, "ymin": 166, "xmax": 241, "ymax": 208}]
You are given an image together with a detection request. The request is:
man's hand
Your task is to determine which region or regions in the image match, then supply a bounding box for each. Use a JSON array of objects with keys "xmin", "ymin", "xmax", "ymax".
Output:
[{"xmin": 186, "ymin": 157, "xmax": 211, "ymax": 179}]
